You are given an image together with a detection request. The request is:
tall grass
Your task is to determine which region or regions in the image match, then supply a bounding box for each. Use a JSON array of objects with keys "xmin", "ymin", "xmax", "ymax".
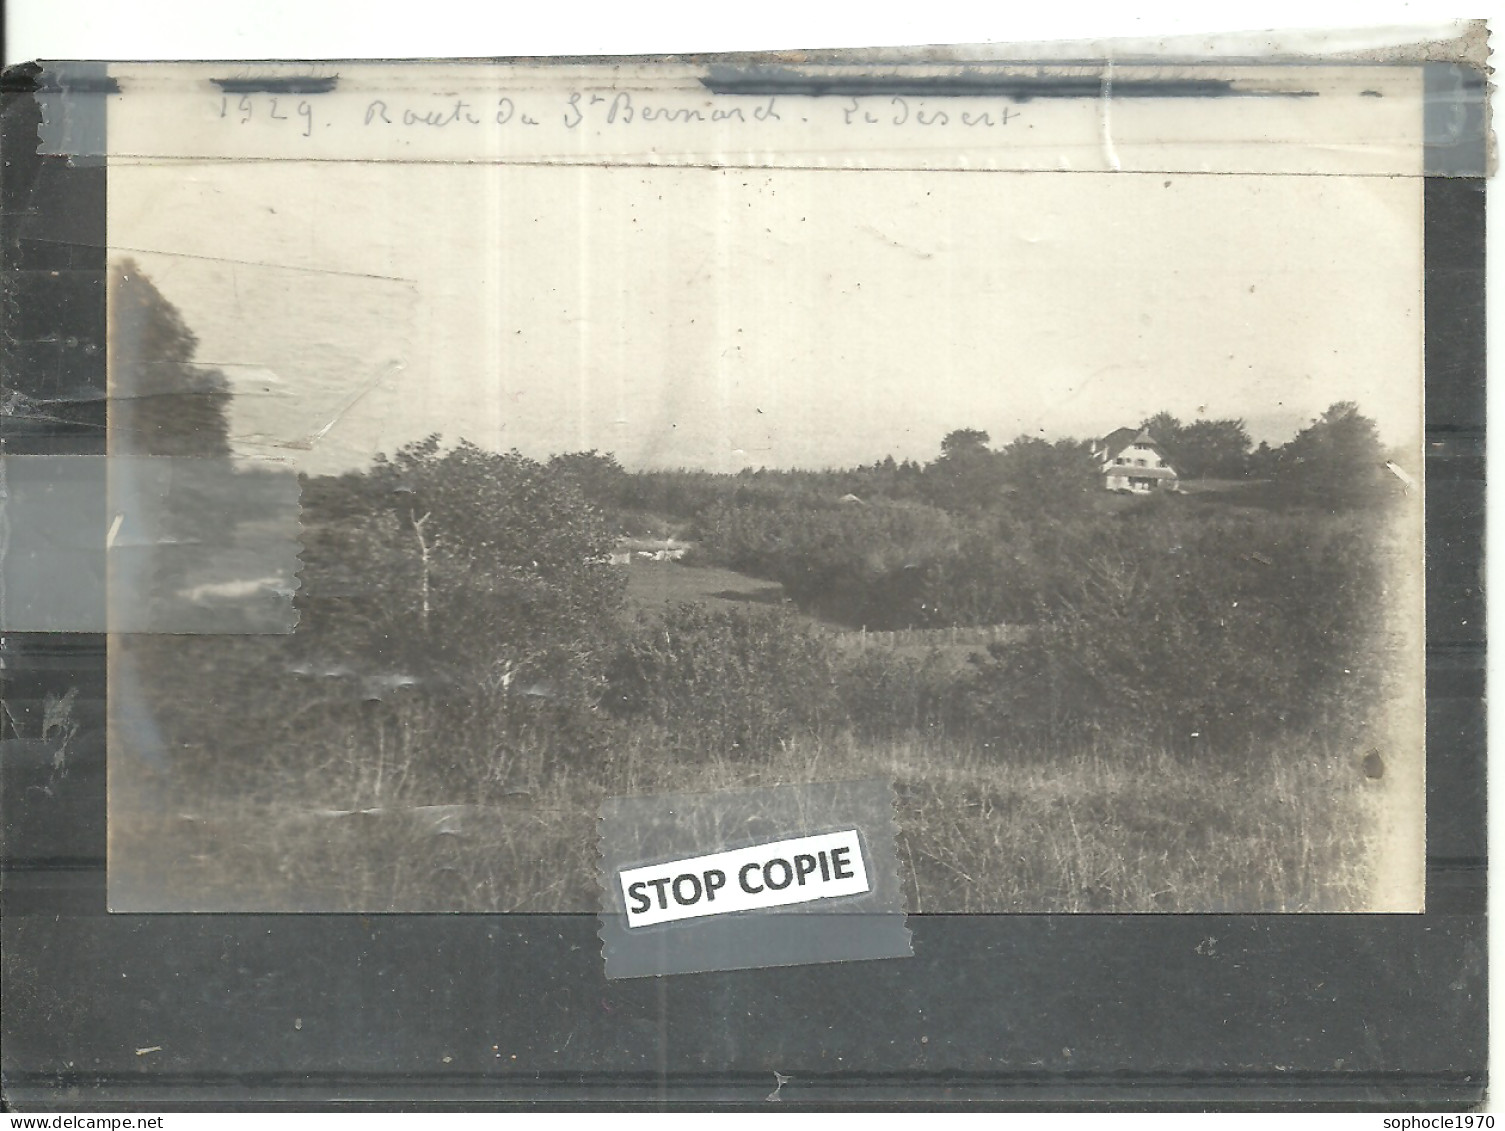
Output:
[{"xmin": 110, "ymin": 710, "xmax": 1380, "ymax": 914}]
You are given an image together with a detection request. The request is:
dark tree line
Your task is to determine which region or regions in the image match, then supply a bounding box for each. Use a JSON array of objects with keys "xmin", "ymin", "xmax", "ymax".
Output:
[
  {"xmin": 603, "ymin": 403, "xmax": 1393, "ymax": 531},
  {"xmin": 111, "ymin": 258, "xmax": 234, "ymax": 457},
  {"xmin": 1140, "ymin": 412, "xmax": 1252, "ymax": 480},
  {"xmin": 1258, "ymin": 402, "xmax": 1393, "ymax": 505},
  {"xmin": 1141, "ymin": 405, "xmax": 1393, "ymax": 501}
]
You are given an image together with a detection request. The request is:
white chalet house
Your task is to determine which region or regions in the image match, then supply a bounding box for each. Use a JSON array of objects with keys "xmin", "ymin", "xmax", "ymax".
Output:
[{"xmin": 1091, "ymin": 427, "xmax": 1180, "ymax": 494}]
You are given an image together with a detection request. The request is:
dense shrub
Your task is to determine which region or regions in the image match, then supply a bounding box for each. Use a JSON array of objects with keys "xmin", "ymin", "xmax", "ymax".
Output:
[
  {"xmin": 298, "ymin": 438, "xmax": 626, "ymax": 701},
  {"xmin": 692, "ymin": 499, "xmax": 964, "ymax": 628},
  {"xmin": 915, "ymin": 523, "xmax": 1045, "ymax": 627},
  {"xmin": 1272, "ymin": 402, "xmax": 1392, "ymax": 507},
  {"xmin": 836, "ymin": 649, "xmax": 971, "ymax": 739},
  {"xmin": 147, "ymin": 439, "xmax": 639, "ymax": 798},
  {"xmin": 605, "ymin": 604, "xmax": 841, "ymax": 758},
  {"xmin": 966, "ymin": 506, "xmax": 1391, "ymax": 752}
]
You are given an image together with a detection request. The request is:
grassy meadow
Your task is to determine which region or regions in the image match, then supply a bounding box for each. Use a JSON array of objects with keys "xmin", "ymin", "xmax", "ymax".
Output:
[
  {"xmin": 107, "ymin": 433, "xmax": 1420, "ymax": 914},
  {"xmin": 110, "ymin": 670, "xmax": 1382, "ymax": 914}
]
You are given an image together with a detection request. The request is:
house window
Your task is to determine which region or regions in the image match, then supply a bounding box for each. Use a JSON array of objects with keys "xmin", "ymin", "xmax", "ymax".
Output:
[{"xmin": 1135, "ymin": 458, "xmax": 1147, "ymax": 466}]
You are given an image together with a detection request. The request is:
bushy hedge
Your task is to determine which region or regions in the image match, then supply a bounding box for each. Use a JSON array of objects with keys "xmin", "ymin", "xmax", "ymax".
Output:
[
  {"xmin": 964, "ymin": 506, "xmax": 1388, "ymax": 752},
  {"xmin": 691, "ymin": 499, "xmax": 965, "ymax": 628},
  {"xmin": 836, "ymin": 648, "xmax": 971, "ymax": 739},
  {"xmin": 685, "ymin": 481, "xmax": 1394, "ymax": 758},
  {"xmin": 605, "ymin": 603, "xmax": 841, "ymax": 758},
  {"xmin": 603, "ymin": 605, "xmax": 991, "ymax": 759}
]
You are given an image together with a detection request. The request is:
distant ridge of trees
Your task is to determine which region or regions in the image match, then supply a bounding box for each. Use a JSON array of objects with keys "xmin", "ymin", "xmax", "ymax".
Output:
[
  {"xmin": 1141, "ymin": 404, "xmax": 1391, "ymax": 498},
  {"xmin": 599, "ymin": 401, "xmax": 1389, "ymax": 522}
]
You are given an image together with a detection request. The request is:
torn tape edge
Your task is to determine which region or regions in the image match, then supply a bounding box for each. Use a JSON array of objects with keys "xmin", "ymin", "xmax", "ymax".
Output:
[
  {"xmin": 18, "ymin": 19, "xmax": 1491, "ymax": 71},
  {"xmin": 1, "ymin": 453, "xmax": 305, "ymax": 635}
]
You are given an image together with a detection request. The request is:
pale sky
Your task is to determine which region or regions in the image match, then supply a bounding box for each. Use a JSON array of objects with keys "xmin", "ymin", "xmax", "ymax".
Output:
[{"xmin": 110, "ymin": 161, "xmax": 1424, "ymax": 474}]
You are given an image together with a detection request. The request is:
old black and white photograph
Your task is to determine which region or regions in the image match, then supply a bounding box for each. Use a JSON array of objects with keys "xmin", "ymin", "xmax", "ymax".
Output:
[{"xmin": 102, "ymin": 61, "xmax": 1427, "ymax": 914}]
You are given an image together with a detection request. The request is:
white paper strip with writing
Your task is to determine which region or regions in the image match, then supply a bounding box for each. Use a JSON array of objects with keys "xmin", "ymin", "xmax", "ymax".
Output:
[
  {"xmin": 618, "ymin": 829, "xmax": 871, "ymax": 928},
  {"xmin": 41, "ymin": 61, "xmax": 1434, "ymax": 177}
]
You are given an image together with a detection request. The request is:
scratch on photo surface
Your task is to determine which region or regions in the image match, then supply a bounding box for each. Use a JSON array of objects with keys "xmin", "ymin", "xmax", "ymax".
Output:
[
  {"xmin": 300, "ymin": 360, "xmax": 406, "ymax": 450},
  {"xmin": 103, "ymin": 241, "xmax": 415, "ymax": 284},
  {"xmin": 859, "ymin": 225, "xmax": 934, "ymax": 259}
]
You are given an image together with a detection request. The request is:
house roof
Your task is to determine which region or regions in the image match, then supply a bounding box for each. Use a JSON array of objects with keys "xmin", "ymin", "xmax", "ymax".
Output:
[
  {"xmin": 1096, "ymin": 426, "xmax": 1142, "ymax": 457},
  {"xmin": 1096, "ymin": 426, "xmax": 1178, "ymax": 474}
]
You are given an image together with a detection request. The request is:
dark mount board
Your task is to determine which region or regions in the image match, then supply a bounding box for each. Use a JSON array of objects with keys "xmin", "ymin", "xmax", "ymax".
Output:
[{"xmin": 0, "ymin": 62, "xmax": 1486, "ymax": 1110}]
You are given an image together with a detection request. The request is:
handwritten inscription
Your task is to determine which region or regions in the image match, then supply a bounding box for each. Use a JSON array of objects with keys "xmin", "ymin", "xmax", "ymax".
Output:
[
  {"xmin": 561, "ymin": 92, "xmax": 784, "ymax": 128},
  {"xmin": 219, "ymin": 95, "xmax": 316, "ymax": 137},
  {"xmin": 363, "ymin": 98, "xmax": 541, "ymax": 128},
  {"xmin": 843, "ymin": 97, "xmax": 1021, "ymax": 128},
  {"xmin": 212, "ymin": 90, "xmax": 1024, "ymax": 139}
]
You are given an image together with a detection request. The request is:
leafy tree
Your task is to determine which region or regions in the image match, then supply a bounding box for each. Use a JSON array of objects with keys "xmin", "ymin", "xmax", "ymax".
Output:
[
  {"xmin": 1274, "ymin": 402, "xmax": 1387, "ymax": 506},
  {"xmin": 939, "ymin": 428, "xmax": 991, "ymax": 458},
  {"xmin": 1175, "ymin": 419, "xmax": 1252, "ymax": 479},
  {"xmin": 918, "ymin": 527, "xmax": 1035, "ymax": 627},
  {"xmin": 547, "ymin": 449, "xmax": 628, "ymax": 511},
  {"xmin": 929, "ymin": 429, "xmax": 1003, "ymax": 511},
  {"xmin": 299, "ymin": 438, "xmax": 626, "ymax": 699},
  {"xmin": 996, "ymin": 435, "xmax": 1098, "ymax": 510},
  {"xmin": 110, "ymin": 258, "xmax": 233, "ymax": 456},
  {"xmin": 1142, "ymin": 412, "xmax": 1182, "ymax": 445},
  {"xmin": 607, "ymin": 604, "xmax": 839, "ymax": 758},
  {"xmin": 1249, "ymin": 440, "xmax": 1278, "ymax": 479},
  {"xmin": 1140, "ymin": 413, "xmax": 1251, "ymax": 479},
  {"xmin": 691, "ymin": 496, "xmax": 961, "ymax": 628},
  {"xmin": 876, "ymin": 457, "xmax": 929, "ymax": 503},
  {"xmin": 966, "ymin": 507, "xmax": 1387, "ymax": 751}
]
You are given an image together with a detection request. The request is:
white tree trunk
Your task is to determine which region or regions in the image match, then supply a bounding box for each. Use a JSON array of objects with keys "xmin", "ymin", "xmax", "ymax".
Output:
[{"xmin": 411, "ymin": 510, "xmax": 433, "ymax": 629}]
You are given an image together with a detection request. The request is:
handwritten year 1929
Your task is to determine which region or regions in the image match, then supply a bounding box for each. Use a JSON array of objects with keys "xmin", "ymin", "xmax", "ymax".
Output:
[{"xmin": 219, "ymin": 95, "xmax": 316, "ymax": 137}]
